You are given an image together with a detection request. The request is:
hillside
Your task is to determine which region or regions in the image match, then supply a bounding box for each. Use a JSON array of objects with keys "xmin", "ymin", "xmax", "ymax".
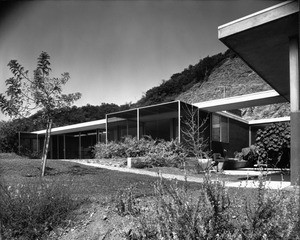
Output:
[{"xmin": 176, "ymin": 56, "xmax": 290, "ymax": 120}]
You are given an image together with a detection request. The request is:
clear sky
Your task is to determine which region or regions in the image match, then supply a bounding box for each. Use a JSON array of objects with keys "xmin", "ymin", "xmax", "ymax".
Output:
[{"xmin": 0, "ymin": 0, "xmax": 282, "ymax": 121}]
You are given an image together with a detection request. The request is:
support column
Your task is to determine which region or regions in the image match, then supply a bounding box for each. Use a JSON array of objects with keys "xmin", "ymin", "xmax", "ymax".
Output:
[
  {"xmin": 79, "ymin": 132, "xmax": 82, "ymax": 159},
  {"xmin": 18, "ymin": 132, "xmax": 21, "ymax": 155},
  {"xmin": 57, "ymin": 136, "xmax": 59, "ymax": 159},
  {"xmin": 63, "ymin": 134, "xmax": 66, "ymax": 159},
  {"xmin": 289, "ymin": 36, "xmax": 300, "ymax": 185},
  {"xmin": 178, "ymin": 101, "xmax": 181, "ymax": 142},
  {"xmin": 105, "ymin": 115, "xmax": 108, "ymax": 144},
  {"xmin": 137, "ymin": 109, "xmax": 140, "ymax": 140}
]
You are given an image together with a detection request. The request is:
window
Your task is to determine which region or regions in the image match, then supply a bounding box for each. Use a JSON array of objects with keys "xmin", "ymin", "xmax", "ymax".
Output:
[{"xmin": 212, "ymin": 114, "xmax": 229, "ymax": 143}]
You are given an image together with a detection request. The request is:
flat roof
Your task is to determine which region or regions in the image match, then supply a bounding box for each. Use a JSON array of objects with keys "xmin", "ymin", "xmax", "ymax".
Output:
[
  {"xmin": 218, "ymin": 0, "xmax": 298, "ymax": 101},
  {"xmin": 249, "ymin": 116, "xmax": 290, "ymax": 125},
  {"xmin": 32, "ymin": 119, "xmax": 106, "ymax": 135},
  {"xmin": 193, "ymin": 90, "xmax": 286, "ymax": 112},
  {"xmin": 32, "ymin": 91, "xmax": 290, "ymax": 136}
]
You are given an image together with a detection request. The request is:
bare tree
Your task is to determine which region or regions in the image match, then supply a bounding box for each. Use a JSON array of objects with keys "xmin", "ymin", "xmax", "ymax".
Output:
[{"xmin": 181, "ymin": 104, "xmax": 209, "ymax": 159}]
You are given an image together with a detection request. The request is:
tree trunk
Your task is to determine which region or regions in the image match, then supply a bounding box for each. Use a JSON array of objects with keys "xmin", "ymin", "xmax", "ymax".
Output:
[{"xmin": 41, "ymin": 119, "xmax": 53, "ymax": 177}]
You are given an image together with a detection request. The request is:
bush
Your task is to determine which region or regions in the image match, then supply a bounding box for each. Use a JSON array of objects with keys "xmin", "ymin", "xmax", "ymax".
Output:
[
  {"xmin": 0, "ymin": 179, "xmax": 80, "ymax": 239},
  {"xmin": 128, "ymin": 175, "xmax": 299, "ymax": 240},
  {"xmin": 130, "ymin": 176, "xmax": 234, "ymax": 239},
  {"xmin": 144, "ymin": 139, "xmax": 187, "ymax": 168},
  {"xmin": 93, "ymin": 136, "xmax": 187, "ymax": 168},
  {"xmin": 255, "ymin": 122, "xmax": 290, "ymax": 168}
]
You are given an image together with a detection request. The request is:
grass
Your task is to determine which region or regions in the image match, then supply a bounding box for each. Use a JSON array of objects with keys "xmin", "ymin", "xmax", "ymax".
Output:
[{"xmin": 0, "ymin": 158, "xmax": 201, "ymax": 200}]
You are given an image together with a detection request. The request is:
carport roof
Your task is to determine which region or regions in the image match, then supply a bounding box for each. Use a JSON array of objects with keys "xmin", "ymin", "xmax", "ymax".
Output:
[{"xmin": 218, "ymin": 0, "xmax": 299, "ymax": 101}]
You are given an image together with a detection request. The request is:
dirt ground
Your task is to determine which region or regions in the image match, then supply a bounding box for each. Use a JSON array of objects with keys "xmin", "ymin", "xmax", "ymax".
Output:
[{"xmin": 55, "ymin": 197, "xmax": 152, "ymax": 240}]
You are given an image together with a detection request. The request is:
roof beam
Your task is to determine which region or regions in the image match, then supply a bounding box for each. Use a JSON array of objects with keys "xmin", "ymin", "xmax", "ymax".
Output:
[
  {"xmin": 193, "ymin": 90, "xmax": 287, "ymax": 112},
  {"xmin": 218, "ymin": 0, "xmax": 298, "ymax": 39}
]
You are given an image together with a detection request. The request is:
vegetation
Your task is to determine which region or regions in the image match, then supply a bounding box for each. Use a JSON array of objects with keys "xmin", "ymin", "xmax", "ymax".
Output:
[
  {"xmin": 127, "ymin": 176, "xmax": 299, "ymax": 240},
  {"xmin": 0, "ymin": 52, "xmax": 81, "ymax": 176},
  {"xmin": 137, "ymin": 50, "xmax": 236, "ymax": 107},
  {"xmin": 181, "ymin": 104, "xmax": 210, "ymax": 159},
  {"xmin": 0, "ymin": 155, "xmax": 298, "ymax": 239},
  {"xmin": 255, "ymin": 122, "xmax": 290, "ymax": 168},
  {"xmin": 93, "ymin": 136, "xmax": 187, "ymax": 168},
  {"xmin": 0, "ymin": 179, "xmax": 81, "ymax": 239}
]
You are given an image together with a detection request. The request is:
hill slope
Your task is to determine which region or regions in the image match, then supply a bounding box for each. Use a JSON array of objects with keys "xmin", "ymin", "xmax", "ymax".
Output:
[{"xmin": 176, "ymin": 56, "xmax": 290, "ymax": 120}]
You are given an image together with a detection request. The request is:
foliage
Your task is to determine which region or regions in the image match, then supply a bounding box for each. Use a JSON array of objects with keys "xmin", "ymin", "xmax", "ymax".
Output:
[
  {"xmin": 130, "ymin": 176, "xmax": 234, "ymax": 239},
  {"xmin": 0, "ymin": 52, "xmax": 81, "ymax": 119},
  {"xmin": 238, "ymin": 176, "xmax": 299, "ymax": 239},
  {"xmin": 113, "ymin": 184, "xmax": 141, "ymax": 217},
  {"xmin": 136, "ymin": 50, "xmax": 235, "ymax": 107},
  {"xmin": 0, "ymin": 52, "xmax": 81, "ymax": 176},
  {"xmin": 93, "ymin": 136, "xmax": 187, "ymax": 167},
  {"xmin": 144, "ymin": 139, "xmax": 187, "ymax": 168},
  {"xmin": 128, "ymin": 176, "xmax": 299, "ymax": 240},
  {"xmin": 28, "ymin": 102, "xmax": 131, "ymax": 130},
  {"xmin": 255, "ymin": 122, "xmax": 290, "ymax": 168},
  {"xmin": 0, "ymin": 179, "xmax": 81, "ymax": 239}
]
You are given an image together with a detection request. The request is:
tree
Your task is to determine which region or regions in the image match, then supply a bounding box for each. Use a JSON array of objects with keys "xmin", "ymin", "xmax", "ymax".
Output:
[
  {"xmin": 0, "ymin": 52, "xmax": 81, "ymax": 176},
  {"xmin": 181, "ymin": 104, "xmax": 209, "ymax": 159}
]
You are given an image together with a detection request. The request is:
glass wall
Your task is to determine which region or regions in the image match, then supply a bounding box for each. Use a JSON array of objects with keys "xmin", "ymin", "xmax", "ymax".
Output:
[
  {"xmin": 106, "ymin": 101, "xmax": 210, "ymax": 143},
  {"xmin": 107, "ymin": 109, "xmax": 138, "ymax": 142},
  {"xmin": 107, "ymin": 102, "xmax": 180, "ymax": 142},
  {"xmin": 139, "ymin": 102, "xmax": 179, "ymax": 141}
]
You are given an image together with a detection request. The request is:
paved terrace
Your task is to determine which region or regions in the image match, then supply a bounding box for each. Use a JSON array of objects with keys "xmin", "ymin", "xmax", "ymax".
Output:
[{"xmin": 65, "ymin": 160, "xmax": 295, "ymax": 191}]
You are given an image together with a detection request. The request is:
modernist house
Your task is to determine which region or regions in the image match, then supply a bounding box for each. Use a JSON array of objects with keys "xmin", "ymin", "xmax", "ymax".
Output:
[
  {"xmin": 218, "ymin": 0, "xmax": 299, "ymax": 184},
  {"xmin": 19, "ymin": 91, "xmax": 289, "ymax": 161}
]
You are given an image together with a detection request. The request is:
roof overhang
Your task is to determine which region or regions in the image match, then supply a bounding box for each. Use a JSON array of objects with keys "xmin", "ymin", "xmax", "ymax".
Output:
[
  {"xmin": 218, "ymin": 0, "xmax": 299, "ymax": 101},
  {"xmin": 32, "ymin": 119, "xmax": 106, "ymax": 135},
  {"xmin": 193, "ymin": 90, "xmax": 286, "ymax": 112},
  {"xmin": 249, "ymin": 116, "xmax": 290, "ymax": 125}
]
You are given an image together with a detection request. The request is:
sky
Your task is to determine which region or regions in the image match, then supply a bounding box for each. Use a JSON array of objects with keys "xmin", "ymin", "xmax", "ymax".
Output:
[{"xmin": 0, "ymin": 0, "xmax": 282, "ymax": 121}]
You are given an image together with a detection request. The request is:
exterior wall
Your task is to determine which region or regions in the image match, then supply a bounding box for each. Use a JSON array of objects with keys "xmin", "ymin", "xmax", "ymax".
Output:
[
  {"xmin": 211, "ymin": 114, "xmax": 249, "ymax": 158},
  {"xmin": 227, "ymin": 118, "xmax": 249, "ymax": 157}
]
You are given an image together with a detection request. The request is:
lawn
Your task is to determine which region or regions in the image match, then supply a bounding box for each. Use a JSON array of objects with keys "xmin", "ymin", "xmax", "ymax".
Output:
[{"xmin": 0, "ymin": 158, "xmax": 167, "ymax": 199}]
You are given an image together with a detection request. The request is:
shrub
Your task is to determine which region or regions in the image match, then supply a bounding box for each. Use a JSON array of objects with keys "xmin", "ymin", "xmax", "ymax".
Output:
[
  {"xmin": 237, "ymin": 176, "xmax": 299, "ymax": 239},
  {"xmin": 93, "ymin": 136, "xmax": 187, "ymax": 168},
  {"xmin": 113, "ymin": 184, "xmax": 141, "ymax": 217},
  {"xmin": 129, "ymin": 175, "xmax": 299, "ymax": 240},
  {"xmin": 0, "ymin": 179, "xmax": 80, "ymax": 239},
  {"xmin": 93, "ymin": 140, "xmax": 127, "ymax": 159},
  {"xmin": 144, "ymin": 139, "xmax": 187, "ymax": 168},
  {"xmin": 255, "ymin": 122, "xmax": 290, "ymax": 168},
  {"xmin": 131, "ymin": 176, "xmax": 235, "ymax": 239}
]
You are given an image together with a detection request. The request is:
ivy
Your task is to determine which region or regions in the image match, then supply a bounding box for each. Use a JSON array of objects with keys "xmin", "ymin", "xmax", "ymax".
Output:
[{"xmin": 255, "ymin": 122, "xmax": 290, "ymax": 168}]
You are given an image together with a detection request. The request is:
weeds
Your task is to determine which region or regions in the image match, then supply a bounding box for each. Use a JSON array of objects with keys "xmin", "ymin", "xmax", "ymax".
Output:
[
  {"xmin": 0, "ymin": 178, "xmax": 81, "ymax": 239},
  {"xmin": 126, "ymin": 174, "xmax": 299, "ymax": 240},
  {"xmin": 114, "ymin": 185, "xmax": 141, "ymax": 217}
]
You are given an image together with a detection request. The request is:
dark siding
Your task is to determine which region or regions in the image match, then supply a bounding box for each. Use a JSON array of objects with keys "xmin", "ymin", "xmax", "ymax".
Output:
[{"xmin": 227, "ymin": 118, "xmax": 249, "ymax": 157}]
